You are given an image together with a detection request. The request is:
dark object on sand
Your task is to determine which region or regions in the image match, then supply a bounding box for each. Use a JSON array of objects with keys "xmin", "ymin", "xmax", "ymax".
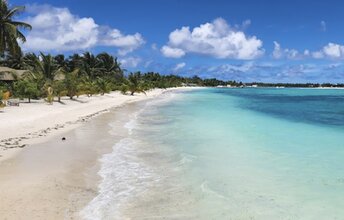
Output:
[{"xmin": 62, "ymin": 137, "xmax": 66, "ymax": 141}]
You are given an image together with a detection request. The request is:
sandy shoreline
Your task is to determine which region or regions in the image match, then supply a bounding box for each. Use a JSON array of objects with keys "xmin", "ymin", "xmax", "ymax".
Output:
[
  {"xmin": 0, "ymin": 87, "xmax": 197, "ymax": 220},
  {"xmin": 0, "ymin": 88, "xmax": 188, "ymax": 162}
]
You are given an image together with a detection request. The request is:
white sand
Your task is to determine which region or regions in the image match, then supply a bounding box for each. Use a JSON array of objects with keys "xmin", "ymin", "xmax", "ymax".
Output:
[{"xmin": 0, "ymin": 88, "xmax": 184, "ymax": 162}]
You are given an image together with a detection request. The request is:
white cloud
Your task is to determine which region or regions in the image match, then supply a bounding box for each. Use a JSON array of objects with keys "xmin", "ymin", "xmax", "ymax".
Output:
[
  {"xmin": 312, "ymin": 43, "xmax": 344, "ymax": 59},
  {"xmin": 273, "ymin": 40, "xmax": 344, "ymax": 60},
  {"xmin": 320, "ymin": 21, "xmax": 326, "ymax": 32},
  {"xmin": 22, "ymin": 5, "xmax": 144, "ymax": 54},
  {"xmin": 210, "ymin": 62, "xmax": 255, "ymax": 74},
  {"xmin": 101, "ymin": 29, "xmax": 144, "ymax": 55},
  {"xmin": 119, "ymin": 57, "xmax": 141, "ymax": 68},
  {"xmin": 161, "ymin": 46, "xmax": 186, "ymax": 58},
  {"xmin": 322, "ymin": 43, "xmax": 344, "ymax": 58},
  {"xmin": 272, "ymin": 41, "xmax": 302, "ymax": 59},
  {"xmin": 161, "ymin": 18, "xmax": 264, "ymax": 59},
  {"xmin": 173, "ymin": 62, "xmax": 186, "ymax": 71},
  {"xmin": 311, "ymin": 51, "xmax": 324, "ymax": 59},
  {"xmin": 272, "ymin": 41, "xmax": 282, "ymax": 59}
]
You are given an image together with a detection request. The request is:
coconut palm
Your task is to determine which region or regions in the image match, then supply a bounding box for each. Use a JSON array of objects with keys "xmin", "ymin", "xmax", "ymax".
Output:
[
  {"xmin": 121, "ymin": 72, "xmax": 147, "ymax": 96},
  {"xmin": 66, "ymin": 53, "xmax": 82, "ymax": 72},
  {"xmin": 96, "ymin": 53, "xmax": 121, "ymax": 75},
  {"xmin": 54, "ymin": 54, "xmax": 68, "ymax": 70},
  {"xmin": 80, "ymin": 52, "xmax": 103, "ymax": 79},
  {"xmin": 0, "ymin": 51, "xmax": 24, "ymax": 69},
  {"xmin": 64, "ymin": 69, "xmax": 80, "ymax": 99},
  {"xmin": 95, "ymin": 77, "xmax": 111, "ymax": 95},
  {"xmin": 0, "ymin": 0, "xmax": 32, "ymax": 56},
  {"xmin": 24, "ymin": 52, "xmax": 63, "ymax": 82},
  {"xmin": 52, "ymin": 80, "xmax": 66, "ymax": 102}
]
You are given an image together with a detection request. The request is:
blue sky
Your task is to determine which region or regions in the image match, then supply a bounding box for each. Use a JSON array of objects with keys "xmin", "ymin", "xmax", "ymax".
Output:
[{"xmin": 11, "ymin": 0, "xmax": 344, "ymax": 83}]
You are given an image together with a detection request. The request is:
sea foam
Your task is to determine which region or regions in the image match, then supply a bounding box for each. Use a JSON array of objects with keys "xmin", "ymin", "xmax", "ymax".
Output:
[{"xmin": 80, "ymin": 91, "xmax": 180, "ymax": 219}]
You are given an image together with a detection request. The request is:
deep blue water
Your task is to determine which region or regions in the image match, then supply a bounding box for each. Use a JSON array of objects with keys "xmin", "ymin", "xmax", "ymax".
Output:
[{"xmin": 214, "ymin": 88, "xmax": 344, "ymax": 127}]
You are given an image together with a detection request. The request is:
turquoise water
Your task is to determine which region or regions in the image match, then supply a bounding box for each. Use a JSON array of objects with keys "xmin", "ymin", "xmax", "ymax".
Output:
[{"xmin": 83, "ymin": 88, "xmax": 344, "ymax": 219}]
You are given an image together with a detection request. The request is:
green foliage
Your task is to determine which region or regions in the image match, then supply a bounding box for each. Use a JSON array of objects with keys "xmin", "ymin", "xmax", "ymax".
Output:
[
  {"xmin": 95, "ymin": 77, "xmax": 111, "ymax": 95},
  {"xmin": 78, "ymin": 77, "xmax": 97, "ymax": 97},
  {"xmin": 14, "ymin": 79, "xmax": 40, "ymax": 103},
  {"xmin": 121, "ymin": 72, "xmax": 148, "ymax": 96},
  {"xmin": 52, "ymin": 80, "xmax": 66, "ymax": 102},
  {"xmin": 0, "ymin": 0, "xmax": 32, "ymax": 56},
  {"xmin": 64, "ymin": 69, "xmax": 79, "ymax": 99},
  {"xmin": 203, "ymin": 78, "xmax": 226, "ymax": 87},
  {"xmin": 23, "ymin": 52, "xmax": 63, "ymax": 82}
]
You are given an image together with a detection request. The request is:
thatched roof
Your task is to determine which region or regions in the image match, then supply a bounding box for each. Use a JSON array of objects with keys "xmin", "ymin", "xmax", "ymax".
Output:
[{"xmin": 0, "ymin": 67, "xmax": 31, "ymax": 81}]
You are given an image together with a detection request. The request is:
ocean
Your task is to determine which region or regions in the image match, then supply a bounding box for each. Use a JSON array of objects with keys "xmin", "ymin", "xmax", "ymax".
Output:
[{"xmin": 81, "ymin": 88, "xmax": 344, "ymax": 220}]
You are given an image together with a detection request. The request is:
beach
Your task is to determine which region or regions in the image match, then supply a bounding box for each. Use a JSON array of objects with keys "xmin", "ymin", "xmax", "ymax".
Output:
[
  {"xmin": 0, "ymin": 89, "xmax": 171, "ymax": 162},
  {"xmin": 0, "ymin": 87, "xmax": 344, "ymax": 219},
  {"xmin": 0, "ymin": 87, "xmax": 193, "ymax": 219}
]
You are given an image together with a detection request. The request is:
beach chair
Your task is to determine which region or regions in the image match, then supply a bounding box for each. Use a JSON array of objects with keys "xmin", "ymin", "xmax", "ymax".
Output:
[{"xmin": 6, "ymin": 100, "xmax": 20, "ymax": 106}]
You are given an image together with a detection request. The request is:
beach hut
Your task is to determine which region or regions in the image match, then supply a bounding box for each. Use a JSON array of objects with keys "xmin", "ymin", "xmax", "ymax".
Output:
[{"xmin": 0, "ymin": 67, "xmax": 30, "ymax": 82}]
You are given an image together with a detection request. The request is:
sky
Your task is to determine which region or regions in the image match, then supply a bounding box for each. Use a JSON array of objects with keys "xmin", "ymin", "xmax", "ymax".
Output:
[{"xmin": 10, "ymin": 0, "xmax": 344, "ymax": 83}]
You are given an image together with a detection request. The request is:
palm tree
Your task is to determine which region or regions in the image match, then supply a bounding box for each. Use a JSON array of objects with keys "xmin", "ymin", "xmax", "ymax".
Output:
[
  {"xmin": 0, "ymin": 0, "xmax": 32, "ymax": 56},
  {"xmin": 96, "ymin": 53, "xmax": 122, "ymax": 75},
  {"xmin": 64, "ymin": 69, "xmax": 80, "ymax": 99},
  {"xmin": 52, "ymin": 80, "xmax": 66, "ymax": 102},
  {"xmin": 66, "ymin": 53, "xmax": 82, "ymax": 72},
  {"xmin": 24, "ymin": 52, "xmax": 63, "ymax": 82},
  {"xmin": 0, "ymin": 51, "xmax": 24, "ymax": 69},
  {"xmin": 95, "ymin": 77, "xmax": 111, "ymax": 95},
  {"xmin": 54, "ymin": 54, "xmax": 67, "ymax": 70},
  {"xmin": 121, "ymin": 72, "xmax": 147, "ymax": 96},
  {"xmin": 80, "ymin": 52, "xmax": 103, "ymax": 79}
]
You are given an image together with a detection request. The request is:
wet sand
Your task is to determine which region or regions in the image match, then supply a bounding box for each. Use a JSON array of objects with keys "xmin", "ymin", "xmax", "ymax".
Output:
[{"xmin": 0, "ymin": 101, "xmax": 141, "ymax": 219}]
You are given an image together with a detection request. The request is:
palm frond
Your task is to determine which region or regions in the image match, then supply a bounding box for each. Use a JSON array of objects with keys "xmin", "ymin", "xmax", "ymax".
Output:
[
  {"xmin": 4, "ymin": 6, "xmax": 25, "ymax": 20},
  {"xmin": 10, "ymin": 21, "xmax": 32, "ymax": 30}
]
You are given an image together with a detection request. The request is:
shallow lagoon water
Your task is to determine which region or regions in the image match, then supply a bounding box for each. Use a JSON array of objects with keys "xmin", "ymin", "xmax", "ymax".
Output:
[{"xmin": 83, "ymin": 88, "xmax": 344, "ymax": 219}]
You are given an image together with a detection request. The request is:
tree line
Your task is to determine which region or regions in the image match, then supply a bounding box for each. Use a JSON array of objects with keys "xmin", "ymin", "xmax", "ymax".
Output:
[{"xmin": 0, "ymin": 51, "xmax": 210, "ymax": 103}]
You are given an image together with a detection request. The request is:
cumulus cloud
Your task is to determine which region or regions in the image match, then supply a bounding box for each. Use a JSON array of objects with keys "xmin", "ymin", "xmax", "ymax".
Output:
[
  {"xmin": 322, "ymin": 43, "xmax": 344, "ymax": 58},
  {"xmin": 22, "ymin": 4, "xmax": 144, "ymax": 54},
  {"xmin": 119, "ymin": 57, "xmax": 142, "ymax": 68},
  {"xmin": 173, "ymin": 62, "xmax": 186, "ymax": 71},
  {"xmin": 101, "ymin": 29, "xmax": 144, "ymax": 55},
  {"xmin": 272, "ymin": 41, "xmax": 305, "ymax": 59},
  {"xmin": 161, "ymin": 46, "xmax": 186, "ymax": 58},
  {"xmin": 272, "ymin": 40, "xmax": 344, "ymax": 60},
  {"xmin": 161, "ymin": 18, "xmax": 264, "ymax": 59},
  {"xmin": 311, "ymin": 43, "xmax": 344, "ymax": 59}
]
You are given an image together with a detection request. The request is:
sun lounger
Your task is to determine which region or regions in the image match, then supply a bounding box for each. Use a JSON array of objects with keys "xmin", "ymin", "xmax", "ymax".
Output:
[{"xmin": 6, "ymin": 100, "xmax": 20, "ymax": 106}]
